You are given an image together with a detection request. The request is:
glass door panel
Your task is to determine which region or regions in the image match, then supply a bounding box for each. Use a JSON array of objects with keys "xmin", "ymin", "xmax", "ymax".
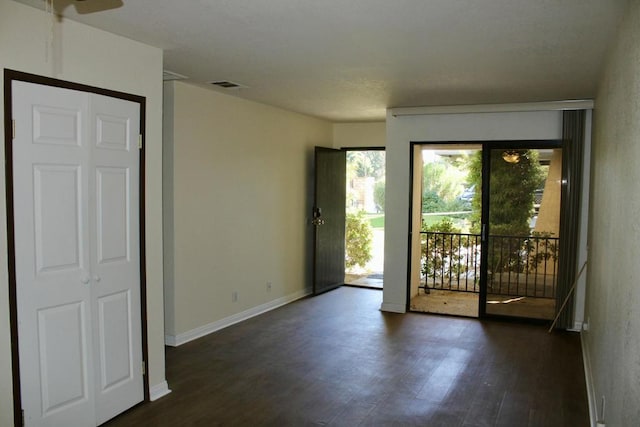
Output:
[
  {"xmin": 484, "ymin": 148, "xmax": 561, "ymax": 319},
  {"xmin": 409, "ymin": 144, "xmax": 481, "ymax": 317}
]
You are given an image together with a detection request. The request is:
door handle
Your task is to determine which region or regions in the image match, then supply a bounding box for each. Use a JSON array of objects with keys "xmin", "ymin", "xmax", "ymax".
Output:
[
  {"xmin": 81, "ymin": 276, "xmax": 90, "ymax": 285},
  {"xmin": 312, "ymin": 207, "xmax": 325, "ymax": 226}
]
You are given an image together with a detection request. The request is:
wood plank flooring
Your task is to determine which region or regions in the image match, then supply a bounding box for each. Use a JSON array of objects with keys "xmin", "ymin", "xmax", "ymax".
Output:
[{"xmin": 104, "ymin": 287, "xmax": 588, "ymax": 426}]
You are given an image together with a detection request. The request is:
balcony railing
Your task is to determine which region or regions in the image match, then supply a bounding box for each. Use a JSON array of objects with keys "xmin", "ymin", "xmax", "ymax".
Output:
[{"xmin": 420, "ymin": 231, "xmax": 558, "ymax": 299}]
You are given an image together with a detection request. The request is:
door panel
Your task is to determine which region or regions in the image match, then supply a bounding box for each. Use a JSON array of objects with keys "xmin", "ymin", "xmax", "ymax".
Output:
[
  {"xmin": 484, "ymin": 147, "xmax": 561, "ymax": 320},
  {"xmin": 98, "ymin": 290, "xmax": 133, "ymax": 391},
  {"xmin": 13, "ymin": 81, "xmax": 95, "ymax": 427},
  {"xmin": 33, "ymin": 104, "xmax": 81, "ymax": 147},
  {"xmin": 95, "ymin": 113, "xmax": 130, "ymax": 151},
  {"xmin": 34, "ymin": 165, "xmax": 83, "ymax": 273},
  {"xmin": 96, "ymin": 167, "xmax": 130, "ymax": 264},
  {"xmin": 38, "ymin": 301, "xmax": 89, "ymax": 416},
  {"xmin": 313, "ymin": 147, "xmax": 346, "ymax": 295},
  {"xmin": 409, "ymin": 145, "xmax": 481, "ymax": 317},
  {"xmin": 13, "ymin": 81, "xmax": 143, "ymax": 426},
  {"xmin": 90, "ymin": 94, "xmax": 143, "ymax": 425}
]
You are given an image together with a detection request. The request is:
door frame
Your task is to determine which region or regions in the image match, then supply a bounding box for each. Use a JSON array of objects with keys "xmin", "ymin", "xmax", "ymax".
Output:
[
  {"xmin": 407, "ymin": 140, "xmax": 562, "ymax": 319},
  {"xmin": 4, "ymin": 69, "xmax": 149, "ymax": 426}
]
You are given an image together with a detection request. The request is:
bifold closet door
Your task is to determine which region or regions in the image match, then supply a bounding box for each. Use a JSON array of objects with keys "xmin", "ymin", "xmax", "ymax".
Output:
[{"xmin": 12, "ymin": 81, "xmax": 143, "ymax": 427}]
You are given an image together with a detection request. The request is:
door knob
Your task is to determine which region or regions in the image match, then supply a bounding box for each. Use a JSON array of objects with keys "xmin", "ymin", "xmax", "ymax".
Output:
[
  {"xmin": 312, "ymin": 207, "xmax": 325, "ymax": 226},
  {"xmin": 81, "ymin": 277, "xmax": 90, "ymax": 284},
  {"xmin": 312, "ymin": 217, "xmax": 325, "ymax": 226},
  {"xmin": 94, "ymin": 276, "xmax": 101, "ymax": 283}
]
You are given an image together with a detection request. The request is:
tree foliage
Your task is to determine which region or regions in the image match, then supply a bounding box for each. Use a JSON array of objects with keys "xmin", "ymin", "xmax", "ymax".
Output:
[
  {"xmin": 346, "ymin": 151, "xmax": 385, "ymax": 179},
  {"xmin": 467, "ymin": 149, "xmax": 545, "ymax": 236},
  {"xmin": 422, "ymin": 155, "xmax": 468, "ymax": 213},
  {"xmin": 373, "ymin": 178, "xmax": 385, "ymax": 212},
  {"xmin": 345, "ymin": 211, "xmax": 373, "ymax": 269},
  {"xmin": 467, "ymin": 149, "xmax": 546, "ymax": 275}
]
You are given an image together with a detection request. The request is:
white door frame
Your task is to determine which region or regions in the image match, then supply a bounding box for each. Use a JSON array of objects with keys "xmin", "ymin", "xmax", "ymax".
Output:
[{"xmin": 4, "ymin": 69, "xmax": 149, "ymax": 427}]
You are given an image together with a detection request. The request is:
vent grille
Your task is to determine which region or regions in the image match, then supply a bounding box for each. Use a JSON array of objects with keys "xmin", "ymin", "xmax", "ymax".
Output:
[{"xmin": 209, "ymin": 80, "xmax": 248, "ymax": 90}]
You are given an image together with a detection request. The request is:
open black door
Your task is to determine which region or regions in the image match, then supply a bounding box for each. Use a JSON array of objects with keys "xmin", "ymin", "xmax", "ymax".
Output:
[{"xmin": 313, "ymin": 147, "xmax": 346, "ymax": 294}]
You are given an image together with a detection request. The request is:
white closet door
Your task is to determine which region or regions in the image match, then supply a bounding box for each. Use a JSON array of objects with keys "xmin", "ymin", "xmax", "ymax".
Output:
[
  {"xmin": 13, "ymin": 81, "xmax": 95, "ymax": 427},
  {"xmin": 12, "ymin": 81, "xmax": 143, "ymax": 426},
  {"xmin": 89, "ymin": 93, "xmax": 143, "ymax": 425}
]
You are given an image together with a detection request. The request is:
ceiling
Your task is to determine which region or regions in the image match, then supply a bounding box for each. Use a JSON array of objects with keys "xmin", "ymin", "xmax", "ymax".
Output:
[{"xmin": 16, "ymin": 0, "xmax": 627, "ymax": 122}]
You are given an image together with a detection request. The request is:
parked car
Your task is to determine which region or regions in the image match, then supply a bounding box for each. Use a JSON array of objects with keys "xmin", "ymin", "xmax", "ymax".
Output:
[{"xmin": 459, "ymin": 186, "xmax": 475, "ymax": 202}]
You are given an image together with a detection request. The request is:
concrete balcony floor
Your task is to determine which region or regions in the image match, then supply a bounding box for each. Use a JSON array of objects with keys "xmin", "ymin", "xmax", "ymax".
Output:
[{"xmin": 410, "ymin": 288, "xmax": 555, "ymax": 320}]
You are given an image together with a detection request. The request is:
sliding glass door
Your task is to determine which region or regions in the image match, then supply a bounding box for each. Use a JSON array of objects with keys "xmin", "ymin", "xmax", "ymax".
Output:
[
  {"xmin": 410, "ymin": 142, "xmax": 562, "ymax": 320},
  {"xmin": 483, "ymin": 146, "xmax": 561, "ymax": 319}
]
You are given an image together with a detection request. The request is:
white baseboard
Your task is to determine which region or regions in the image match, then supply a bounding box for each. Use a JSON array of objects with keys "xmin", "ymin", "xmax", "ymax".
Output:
[
  {"xmin": 380, "ymin": 302, "xmax": 406, "ymax": 313},
  {"xmin": 568, "ymin": 320, "xmax": 583, "ymax": 332},
  {"xmin": 165, "ymin": 288, "xmax": 312, "ymax": 347},
  {"xmin": 149, "ymin": 380, "xmax": 172, "ymax": 401},
  {"xmin": 581, "ymin": 331, "xmax": 597, "ymax": 427}
]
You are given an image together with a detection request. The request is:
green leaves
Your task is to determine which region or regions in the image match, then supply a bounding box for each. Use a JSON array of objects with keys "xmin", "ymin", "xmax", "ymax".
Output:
[{"xmin": 345, "ymin": 211, "xmax": 373, "ymax": 269}]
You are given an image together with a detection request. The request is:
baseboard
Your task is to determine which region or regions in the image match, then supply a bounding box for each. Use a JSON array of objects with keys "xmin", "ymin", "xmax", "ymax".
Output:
[
  {"xmin": 568, "ymin": 320, "xmax": 583, "ymax": 332},
  {"xmin": 581, "ymin": 331, "xmax": 597, "ymax": 427},
  {"xmin": 149, "ymin": 380, "xmax": 172, "ymax": 401},
  {"xmin": 380, "ymin": 302, "xmax": 406, "ymax": 313},
  {"xmin": 165, "ymin": 288, "xmax": 312, "ymax": 347}
]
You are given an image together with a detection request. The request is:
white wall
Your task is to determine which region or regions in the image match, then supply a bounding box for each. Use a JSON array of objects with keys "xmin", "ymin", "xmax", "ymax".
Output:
[
  {"xmin": 585, "ymin": 1, "xmax": 640, "ymax": 425},
  {"xmin": 0, "ymin": 1, "xmax": 166, "ymax": 424},
  {"xmin": 382, "ymin": 108, "xmax": 573, "ymax": 313},
  {"xmin": 333, "ymin": 122, "xmax": 386, "ymax": 148},
  {"xmin": 163, "ymin": 81, "xmax": 332, "ymax": 344}
]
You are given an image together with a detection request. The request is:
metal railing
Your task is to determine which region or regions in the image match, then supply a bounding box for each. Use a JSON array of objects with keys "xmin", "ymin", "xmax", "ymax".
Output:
[{"xmin": 420, "ymin": 231, "xmax": 558, "ymax": 298}]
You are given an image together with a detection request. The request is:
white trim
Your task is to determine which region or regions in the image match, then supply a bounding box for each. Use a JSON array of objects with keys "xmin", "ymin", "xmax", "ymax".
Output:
[
  {"xmin": 149, "ymin": 381, "xmax": 172, "ymax": 401},
  {"xmin": 390, "ymin": 100, "xmax": 594, "ymax": 117},
  {"xmin": 581, "ymin": 331, "xmax": 598, "ymax": 427},
  {"xmin": 568, "ymin": 321, "xmax": 584, "ymax": 332},
  {"xmin": 380, "ymin": 302, "xmax": 406, "ymax": 313},
  {"xmin": 165, "ymin": 288, "xmax": 312, "ymax": 347}
]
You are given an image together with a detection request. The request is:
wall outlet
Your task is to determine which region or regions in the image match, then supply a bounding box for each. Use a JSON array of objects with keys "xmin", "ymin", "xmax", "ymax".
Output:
[
  {"xmin": 232, "ymin": 291, "xmax": 238, "ymax": 302},
  {"xmin": 266, "ymin": 281, "xmax": 272, "ymax": 292}
]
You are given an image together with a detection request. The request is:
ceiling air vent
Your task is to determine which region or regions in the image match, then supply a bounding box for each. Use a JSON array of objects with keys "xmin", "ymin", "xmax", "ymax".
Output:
[
  {"xmin": 209, "ymin": 80, "xmax": 248, "ymax": 90},
  {"xmin": 163, "ymin": 70, "xmax": 188, "ymax": 81}
]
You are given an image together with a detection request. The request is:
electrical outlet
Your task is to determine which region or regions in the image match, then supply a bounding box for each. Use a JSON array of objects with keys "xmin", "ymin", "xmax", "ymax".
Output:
[
  {"xmin": 266, "ymin": 281, "xmax": 272, "ymax": 292},
  {"xmin": 232, "ymin": 291, "xmax": 238, "ymax": 302}
]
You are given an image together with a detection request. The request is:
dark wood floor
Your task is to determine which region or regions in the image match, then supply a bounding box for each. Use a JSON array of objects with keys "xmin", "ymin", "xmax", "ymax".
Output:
[{"xmin": 105, "ymin": 287, "xmax": 589, "ymax": 426}]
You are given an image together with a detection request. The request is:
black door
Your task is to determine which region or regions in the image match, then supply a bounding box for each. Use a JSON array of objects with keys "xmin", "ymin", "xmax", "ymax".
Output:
[{"xmin": 313, "ymin": 147, "xmax": 346, "ymax": 294}]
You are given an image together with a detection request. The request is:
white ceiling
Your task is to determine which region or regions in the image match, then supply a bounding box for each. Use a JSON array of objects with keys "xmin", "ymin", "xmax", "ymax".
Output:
[{"xmin": 16, "ymin": 0, "xmax": 627, "ymax": 122}]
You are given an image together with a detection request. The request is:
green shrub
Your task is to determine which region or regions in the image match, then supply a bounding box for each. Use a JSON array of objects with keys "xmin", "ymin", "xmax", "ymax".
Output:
[
  {"xmin": 421, "ymin": 218, "xmax": 469, "ymax": 279},
  {"xmin": 345, "ymin": 211, "xmax": 373, "ymax": 269}
]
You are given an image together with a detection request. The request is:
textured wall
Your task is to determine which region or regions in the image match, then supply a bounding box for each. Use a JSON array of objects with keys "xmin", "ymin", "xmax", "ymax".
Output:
[{"xmin": 586, "ymin": 1, "xmax": 640, "ymax": 425}]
